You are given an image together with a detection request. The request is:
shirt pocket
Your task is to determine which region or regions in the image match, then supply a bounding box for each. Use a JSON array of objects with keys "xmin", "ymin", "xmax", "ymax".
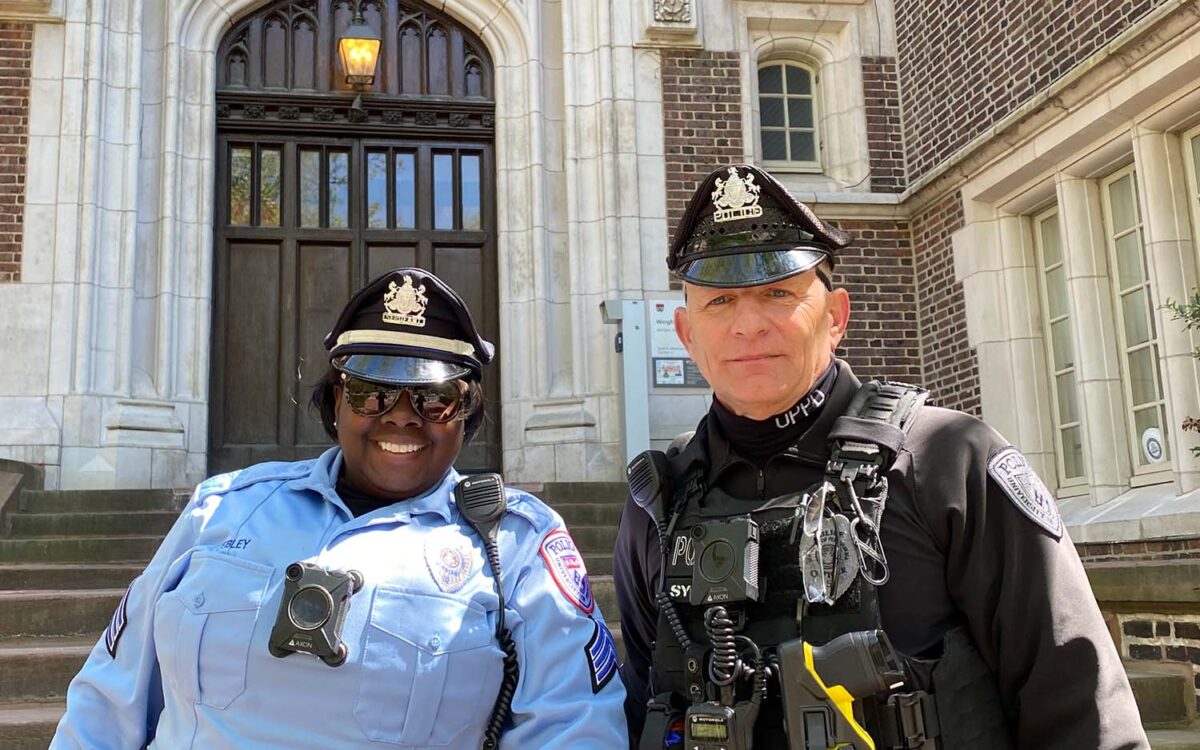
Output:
[
  {"xmin": 354, "ymin": 585, "xmax": 503, "ymax": 746},
  {"xmin": 152, "ymin": 552, "xmax": 274, "ymax": 709}
]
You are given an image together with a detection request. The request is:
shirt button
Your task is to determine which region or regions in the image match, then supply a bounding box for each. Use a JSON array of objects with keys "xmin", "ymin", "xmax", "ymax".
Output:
[
  {"xmin": 430, "ymin": 635, "xmax": 441, "ymax": 649},
  {"xmin": 193, "ymin": 593, "xmax": 205, "ymax": 607}
]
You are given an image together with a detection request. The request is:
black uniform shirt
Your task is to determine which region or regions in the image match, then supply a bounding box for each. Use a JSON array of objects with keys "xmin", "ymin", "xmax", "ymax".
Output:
[{"xmin": 613, "ymin": 359, "xmax": 1148, "ymax": 749}]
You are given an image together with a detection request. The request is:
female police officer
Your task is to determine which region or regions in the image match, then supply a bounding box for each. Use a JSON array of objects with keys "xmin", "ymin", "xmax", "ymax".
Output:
[{"xmin": 51, "ymin": 268, "xmax": 627, "ymax": 749}]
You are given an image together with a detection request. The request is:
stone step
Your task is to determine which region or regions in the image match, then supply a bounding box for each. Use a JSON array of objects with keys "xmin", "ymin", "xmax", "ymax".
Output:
[
  {"xmin": 19, "ymin": 489, "xmax": 180, "ymax": 514},
  {"xmin": 1127, "ymin": 661, "xmax": 1197, "ymax": 728},
  {"xmin": 1149, "ymin": 721, "xmax": 1200, "ymax": 750},
  {"xmin": 583, "ymin": 552, "xmax": 612, "ymax": 576},
  {"xmin": 0, "ymin": 702, "xmax": 64, "ymax": 750},
  {"xmin": 0, "ymin": 637, "xmax": 93, "ymax": 701},
  {"xmin": 592, "ymin": 575, "xmax": 617, "ymax": 622},
  {"xmin": 9, "ymin": 510, "xmax": 179, "ymax": 538},
  {"xmin": 0, "ymin": 589, "xmax": 122, "ymax": 638},
  {"xmin": 569, "ymin": 525, "xmax": 618, "ymax": 556},
  {"xmin": 0, "ymin": 535, "xmax": 164, "ymax": 564},
  {"xmin": 0, "ymin": 563, "xmax": 142, "ymax": 590},
  {"xmin": 556, "ymin": 502, "xmax": 624, "ymax": 528}
]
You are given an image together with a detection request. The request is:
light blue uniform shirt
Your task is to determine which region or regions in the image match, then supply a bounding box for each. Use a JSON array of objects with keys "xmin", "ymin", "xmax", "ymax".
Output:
[{"xmin": 50, "ymin": 448, "xmax": 628, "ymax": 749}]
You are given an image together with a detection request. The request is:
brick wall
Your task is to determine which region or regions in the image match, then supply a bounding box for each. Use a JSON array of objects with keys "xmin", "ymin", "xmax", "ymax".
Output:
[
  {"xmin": 895, "ymin": 0, "xmax": 1169, "ymax": 184},
  {"xmin": 661, "ymin": 50, "xmax": 744, "ymax": 233},
  {"xmin": 912, "ymin": 190, "xmax": 980, "ymax": 414},
  {"xmin": 862, "ymin": 57, "xmax": 905, "ymax": 194},
  {"xmin": 833, "ymin": 220, "xmax": 921, "ymax": 381},
  {"xmin": 0, "ymin": 22, "xmax": 31, "ymax": 283},
  {"xmin": 1077, "ymin": 537, "xmax": 1200, "ymax": 562},
  {"xmin": 1120, "ymin": 614, "xmax": 1200, "ymax": 713}
]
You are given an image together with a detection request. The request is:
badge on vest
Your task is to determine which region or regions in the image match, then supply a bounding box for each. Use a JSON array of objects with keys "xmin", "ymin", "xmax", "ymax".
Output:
[
  {"xmin": 539, "ymin": 529, "xmax": 595, "ymax": 614},
  {"xmin": 987, "ymin": 447, "xmax": 1063, "ymax": 540}
]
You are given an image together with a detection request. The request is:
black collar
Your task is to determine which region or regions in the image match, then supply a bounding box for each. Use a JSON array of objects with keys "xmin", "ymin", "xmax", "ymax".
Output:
[{"xmin": 679, "ymin": 359, "xmax": 862, "ymax": 485}]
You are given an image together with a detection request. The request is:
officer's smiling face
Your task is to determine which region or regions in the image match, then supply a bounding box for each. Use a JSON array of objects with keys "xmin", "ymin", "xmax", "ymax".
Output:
[
  {"xmin": 334, "ymin": 382, "xmax": 465, "ymax": 500},
  {"xmin": 675, "ymin": 269, "xmax": 850, "ymax": 420}
]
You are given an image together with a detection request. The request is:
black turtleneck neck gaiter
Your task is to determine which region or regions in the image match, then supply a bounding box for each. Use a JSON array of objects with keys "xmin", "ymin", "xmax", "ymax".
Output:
[
  {"xmin": 712, "ymin": 360, "xmax": 837, "ymax": 466},
  {"xmin": 336, "ymin": 475, "xmax": 400, "ymax": 517}
]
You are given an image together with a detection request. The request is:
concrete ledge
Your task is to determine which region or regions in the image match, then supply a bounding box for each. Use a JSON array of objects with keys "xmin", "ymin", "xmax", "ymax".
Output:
[
  {"xmin": 1086, "ymin": 560, "xmax": 1200, "ymax": 603},
  {"xmin": 0, "ymin": 460, "xmax": 42, "ymax": 536},
  {"xmin": 1063, "ymin": 485, "xmax": 1200, "ymax": 543}
]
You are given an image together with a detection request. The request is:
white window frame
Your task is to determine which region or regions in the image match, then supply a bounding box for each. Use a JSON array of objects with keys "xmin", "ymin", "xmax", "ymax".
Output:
[
  {"xmin": 1181, "ymin": 124, "xmax": 1200, "ymax": 276},
  {"xmin": 756, "ymin": 60, "xmax": 822, "ymax": 173},
  {"xmin": 1099, "ymin": 164, "xmax": 1174, "ymax": 484},
  {"xmin": 1031, "ymin": 205, "xmax": 1089, "ymax": 495}
]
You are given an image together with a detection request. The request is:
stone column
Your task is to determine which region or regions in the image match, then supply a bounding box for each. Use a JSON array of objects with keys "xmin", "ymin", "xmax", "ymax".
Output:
[
  {"xmin": 1056, "ymin": 174, "xmax": 1131, "ymax": 506},
  {"xmin": 1131, "ymin": 126, "xmax": 1200, "ymax": 492},
  {"xmin": 954, "ymin": 202, "xmax": 1056, "ymax": 484}
]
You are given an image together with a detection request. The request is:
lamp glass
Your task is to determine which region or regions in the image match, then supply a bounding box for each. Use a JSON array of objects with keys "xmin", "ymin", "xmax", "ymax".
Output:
[{"xmin": 338, "ymin": 24, "xmax": 381, "ymax": 85}]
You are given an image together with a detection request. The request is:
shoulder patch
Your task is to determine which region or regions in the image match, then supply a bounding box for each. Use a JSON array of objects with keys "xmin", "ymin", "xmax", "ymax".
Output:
[
  {"xmin": 538, "ymin": 529, "xmax": 595, "ymax": 614},
  {"xmin": 104, "ymin": 583, "xmax": 132, "ymax": 657},
  {"xmin": 987, "ymin": 447, "xmax": 1063, "ymax": 540},
  {"xmin": 585, "ymin": 619, "xmax": 618, "ymax": 694}
]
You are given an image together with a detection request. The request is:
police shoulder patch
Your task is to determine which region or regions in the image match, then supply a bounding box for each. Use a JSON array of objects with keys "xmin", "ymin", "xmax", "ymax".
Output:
[
  {"xmin": 538, "ymin": 529, "xmax": 595, "ymax": 614},
  {"xmin": 585, "ymin": 619, "xmax": 617, "ymax": 694},
  {"xmin": 104, "ymin": 583, "xmax": 133, "ymax": 657},
  {"xmin": 987, "ymin": 446, "xmax": 1063, "ymax": 540}
]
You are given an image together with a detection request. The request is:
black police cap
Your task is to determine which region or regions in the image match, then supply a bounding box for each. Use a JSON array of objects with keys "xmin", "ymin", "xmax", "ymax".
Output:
[
  {"xmin": 666, "ymin": 164, "xmax": 852, "ymax": 288},
  {"xmin": 324, "ymin": 268, "xmax": 495, "ymax": 385}
]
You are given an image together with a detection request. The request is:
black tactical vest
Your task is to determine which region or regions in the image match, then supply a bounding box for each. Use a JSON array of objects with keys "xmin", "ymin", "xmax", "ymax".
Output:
[{"xmin": 640, "ymin": 381, "xmax": 1016, "ymax": 750}]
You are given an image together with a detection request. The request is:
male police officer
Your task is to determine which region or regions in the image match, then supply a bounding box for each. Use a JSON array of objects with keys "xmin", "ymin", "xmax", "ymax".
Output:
[{"xmin": 613, "ymin": 164, "xmax": 1149, "ymax": 750}]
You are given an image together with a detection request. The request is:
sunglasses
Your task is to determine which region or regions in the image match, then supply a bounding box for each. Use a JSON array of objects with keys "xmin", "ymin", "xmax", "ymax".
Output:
[{"xmin": 340, "ymin": 374, "xmax": 478, "ymax": 422}]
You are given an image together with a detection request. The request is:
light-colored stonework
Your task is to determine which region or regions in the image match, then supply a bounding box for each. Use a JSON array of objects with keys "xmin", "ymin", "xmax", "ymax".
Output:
[{"xmin": 948, "ymin": 4, "xmax": 1200, "ymax": 539}]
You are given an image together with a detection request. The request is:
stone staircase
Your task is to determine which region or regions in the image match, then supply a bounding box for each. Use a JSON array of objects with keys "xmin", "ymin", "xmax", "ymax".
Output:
[
  {"xmin": 0, "ymin": 480, "xmax": 1196, "ymax": 748},
  {"xmin": 0, "ymin": 487, "xmax": 180, "ymax": 748}
]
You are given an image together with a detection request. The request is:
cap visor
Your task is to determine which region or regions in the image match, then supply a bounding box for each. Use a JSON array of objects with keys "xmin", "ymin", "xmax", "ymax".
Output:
[
  {"xmin": 336, "ymin": 354, "xmax": 470, "ymax": 385},
  {"xmin": 679, "ymin": 248, "xmax": 827, "ymax": 288}
]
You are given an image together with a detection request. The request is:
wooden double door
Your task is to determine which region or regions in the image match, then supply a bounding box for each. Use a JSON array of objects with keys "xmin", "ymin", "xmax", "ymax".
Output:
[{"xmin": 209, "ymin": 134, "xmax": 499, "ymax": 474}]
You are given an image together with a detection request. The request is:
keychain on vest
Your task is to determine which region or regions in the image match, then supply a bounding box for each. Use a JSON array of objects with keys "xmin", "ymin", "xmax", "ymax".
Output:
[{"xmin": 794, "ymin": 484, "xmax": 859, "ymax": 606}]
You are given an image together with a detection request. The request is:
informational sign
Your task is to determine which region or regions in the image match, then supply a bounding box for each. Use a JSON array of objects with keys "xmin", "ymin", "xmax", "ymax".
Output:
[
  {"xmin": 648, "ymin": 299, "xmax": 709, "ymax": 388},
  {"xmin": 1142, "ymin": 427, "xmax": 1165, "ymax": 464}
]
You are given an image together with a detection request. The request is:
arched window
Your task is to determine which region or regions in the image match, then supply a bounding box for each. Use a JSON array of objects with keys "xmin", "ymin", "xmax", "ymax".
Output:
[{"xmin": 757, "ymin": 61, "xmax": 819, "ymax": 169}]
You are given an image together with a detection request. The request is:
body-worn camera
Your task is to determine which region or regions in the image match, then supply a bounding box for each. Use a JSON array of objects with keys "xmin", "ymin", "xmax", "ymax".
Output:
[
  {"xmin": 268, "ymin": 562, "xmax": 363, "ymax": 667},
  {"xmin": 689, "ymin": 516, "xmax": 760, "ymax": 606}
]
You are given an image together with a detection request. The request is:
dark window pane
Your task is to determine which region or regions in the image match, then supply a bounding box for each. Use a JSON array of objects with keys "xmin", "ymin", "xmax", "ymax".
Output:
[
  {"xmin": 263, "ymin": 16, "xmax": 286, "ymax": 88},
  {"xmin": 760, "ymin": 97, "xmax": 785, "ymax": 127},
  {"xmin": 299, "ymin": 150, "xmax": 320, "ymax": 227},
  {"xmin": 758, "ymin": 65, "xmax": 783, "ymax": 94},
  {"xmin": 434, "ymin": 153, "xmax": 454, "ymax": 229},
  {"xmin": 786, "ymin": 65, "xmax": 812, "ymax": 95},
  {"xmin": 400, "ymin": 25, "xmax": 422, "ymax": 94},
  {"xmin": 790, "ymin": 132, "xmax": 816, "ymax": 162},
  {"xmin": 762, "ymin": 131, "xmax": 786, "ymax": 160},
  {"xmin": 788, "ymin": 98, "xmax": 814, "ymax": 128},
  {"xmin": 462, "ymin": 154, "xmax": 481, "ymax": 230},
  {"xmin": 366, "ymin": 151, "xmax": 387, "ymax": 228},
  {"xmin": 230, "ymin": 147, "xmax": 252, "ymax": 225},
  {"xmin": 293, "ymin": 20, "xmax": 316, "ymax": 89},
  {"xmin": 427, "ymin": 27, "xmax": 449, "ymax": 95},
  {"xmin": 328, "ymin": 151, "xmax": 349, "ymax": 229},
  {"xmin": 260, "ymin": 147, "xmax": 281, "ymax": 226},
  {"xmin": 396, "ymin": 152, "xmax": 416, "ymax": 228},
  {"xmin": 227, "ymin": 54, "xmax": 246, "ymax": 87},
  {"xmin": 466, "ymin": 64, "xmax": 482, "ymax": 97}
]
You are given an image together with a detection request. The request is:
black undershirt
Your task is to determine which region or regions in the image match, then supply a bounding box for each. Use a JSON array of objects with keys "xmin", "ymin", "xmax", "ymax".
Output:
[
  {"xmin": 336, "ymin": 475, "xmax": 400, "ymax": 517},
  {"xmin": 711, "ymin": 360, "xmax": 837, "ymax": 466}
]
